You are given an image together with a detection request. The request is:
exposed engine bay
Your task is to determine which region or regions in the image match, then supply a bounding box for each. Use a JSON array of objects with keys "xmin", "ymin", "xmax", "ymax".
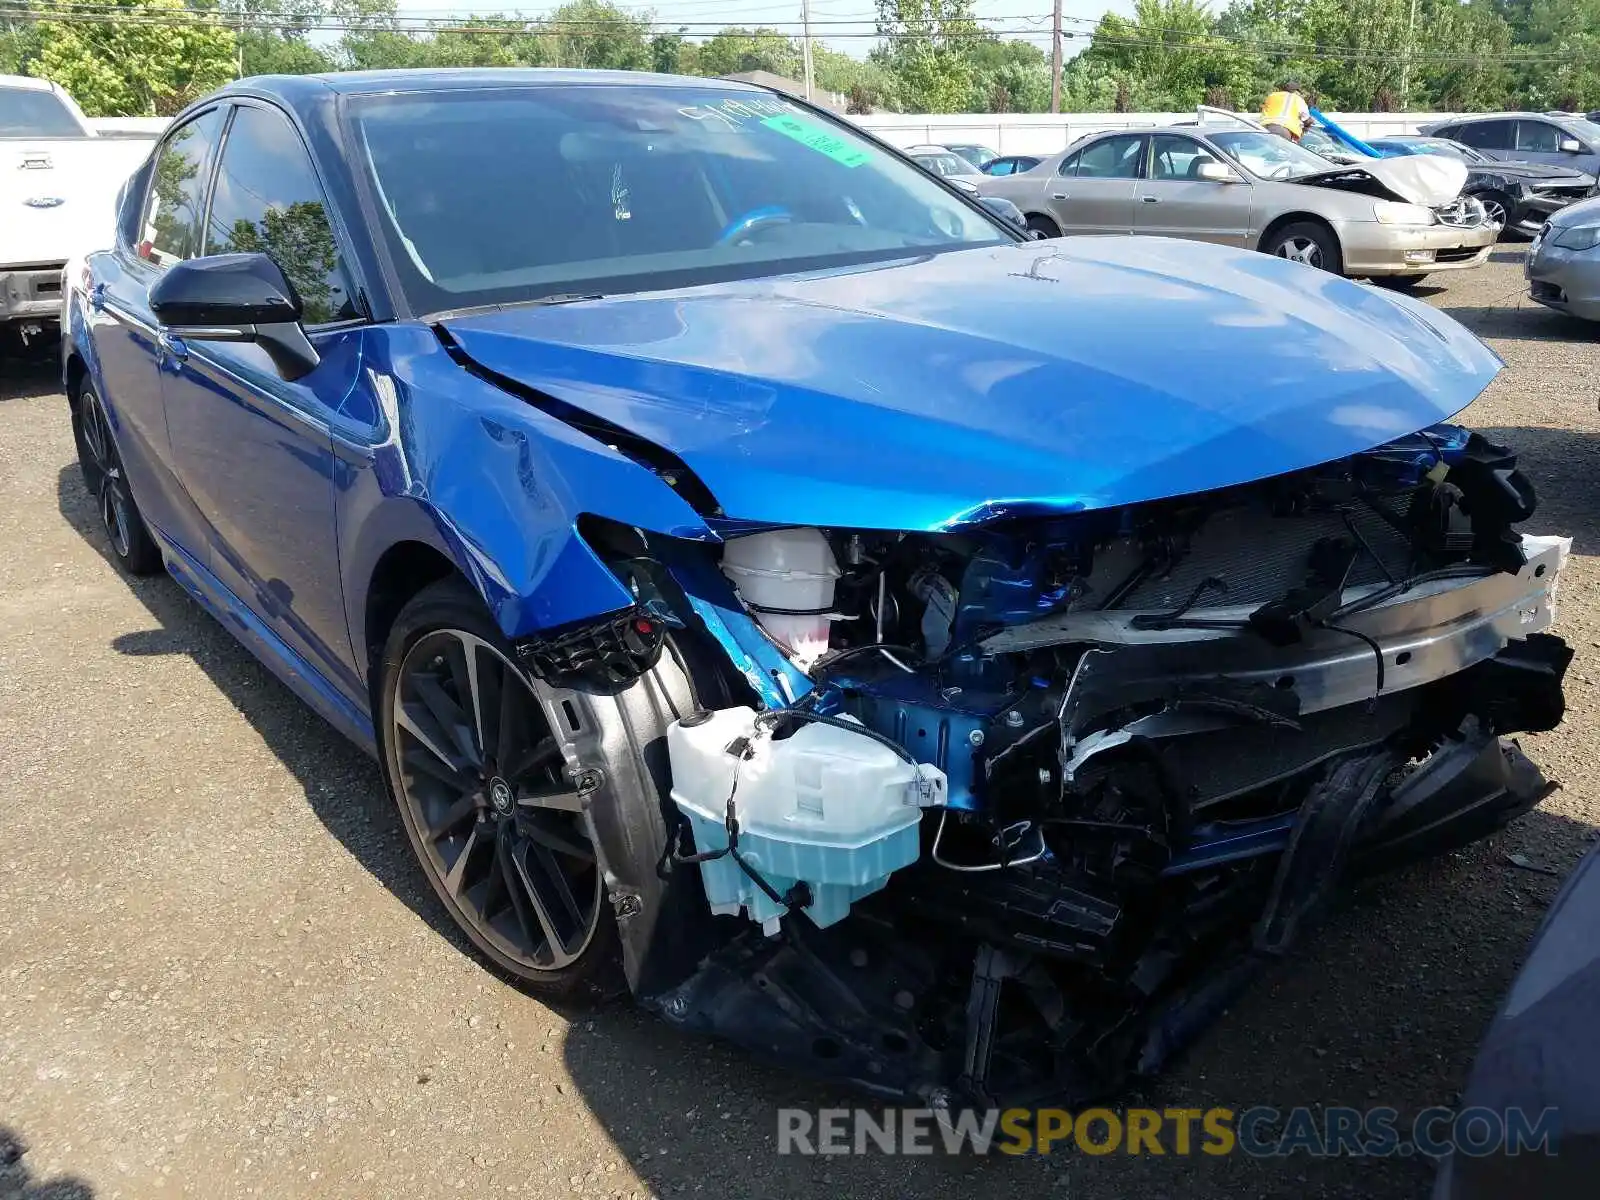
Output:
[{"xmin": 534, "ymin": 424, "xmax": 1571, "ymax": 1106}]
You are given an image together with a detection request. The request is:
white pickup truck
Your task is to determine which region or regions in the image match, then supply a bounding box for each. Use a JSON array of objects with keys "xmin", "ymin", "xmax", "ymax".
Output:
[{"xmin": 2, "ymin": 75, "xmax": 152, "ymax": 346}]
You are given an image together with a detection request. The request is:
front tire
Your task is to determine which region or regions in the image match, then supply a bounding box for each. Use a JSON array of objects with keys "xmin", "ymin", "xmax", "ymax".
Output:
[
  {"xmin": 1025, "ymin": 213, "xmax": 1062, "ymax": 238},
  {"xmin": 71, "ymin": 378, "xmax": 162, "ymax": 575},
  {"xmin": 1262, "ymin": 221, "xmax": 1343, "ymax": 275},
  {"xmin": 378, "ymin": 578, "xmax": 616, "ymax": 997}
]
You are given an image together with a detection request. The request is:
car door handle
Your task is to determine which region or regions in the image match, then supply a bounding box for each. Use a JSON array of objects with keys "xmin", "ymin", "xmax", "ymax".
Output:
[
  {"xmin": 157, "ymin": 328, "xmax": 189, "ymax": 365},
  {"xmin": 1050, "ymin": 192, "xmax": 1069, "ymax": 200},
  {"xmin": 1141, "ymin": 195, "xmax": 1160, "ymax": 203}
]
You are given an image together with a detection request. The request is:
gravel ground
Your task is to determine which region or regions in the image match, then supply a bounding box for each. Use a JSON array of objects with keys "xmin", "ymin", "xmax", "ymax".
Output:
[{"xmin": 2, "ymin": 248, "xmax": 1598, "ymax": 1200}]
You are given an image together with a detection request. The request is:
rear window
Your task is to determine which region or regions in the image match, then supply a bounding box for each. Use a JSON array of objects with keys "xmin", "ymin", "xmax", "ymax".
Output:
[{"xmin": 0, "ymin": 87, "xmax": 87, "ymax": 138}]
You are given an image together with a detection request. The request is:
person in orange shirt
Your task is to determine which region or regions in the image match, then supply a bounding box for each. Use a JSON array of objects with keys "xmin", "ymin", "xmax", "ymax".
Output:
[{"xmin": 1261, "ymin": 81, "xmax": 1312, "ymax": 142}]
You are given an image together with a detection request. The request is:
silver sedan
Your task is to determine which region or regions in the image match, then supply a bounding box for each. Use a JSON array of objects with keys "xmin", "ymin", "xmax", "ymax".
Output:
[
  {"xmin": 978, "ymin": 126, "xmax": 1497, "ymax": 284},
  {"xmin": 1527, "ymin": 195, "xmax": 1600, "ymax": 320}
]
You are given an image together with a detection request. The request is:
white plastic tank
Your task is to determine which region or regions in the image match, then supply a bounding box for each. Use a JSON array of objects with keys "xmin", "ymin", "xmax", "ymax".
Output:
[
  {"xmin": 719, "ymin": 529, "xmax": 839, "ymax": 668},
  {"xmin": 668, "ymin": 707, "xmax": 947, "ymax": 935}
]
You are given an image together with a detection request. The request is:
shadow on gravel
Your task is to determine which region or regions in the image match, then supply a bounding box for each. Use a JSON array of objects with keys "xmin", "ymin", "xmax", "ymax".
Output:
[
  {"xmin": 0, "ymin": 1126, "xmax": 94, "ymax": 1198},
  {"xmin": 51, "ymin": 464, "xmax": 481, "ymax": 970},
  {"xmin": 0, "ymin": 355, "xmax": 59, "ymax": 403},
  {"xmin": 1435, "ymin": 296, "xmax": 1594, "ymax": 342},
  {"xmin": 555, "ymin": 806, "xmax": 1598, "ymax": 1200}
]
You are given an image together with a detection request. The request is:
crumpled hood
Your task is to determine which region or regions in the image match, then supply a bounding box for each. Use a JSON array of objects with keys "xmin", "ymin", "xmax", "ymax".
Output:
[
  {"xmin": 440, "ymin": 238, "xmax": 1502, "ymax": 531},
  {"xmin": 1326, "ymin": 155, "xmax": 1468, "ymax": 206}
]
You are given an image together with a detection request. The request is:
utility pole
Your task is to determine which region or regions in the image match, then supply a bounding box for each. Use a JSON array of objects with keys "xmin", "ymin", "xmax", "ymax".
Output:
[
  {"xmin": 1399, "ymin": 0, "xmax": 1418, "ymax": 108},
  {"xmin": 800, "ymin": 0, "xmax": 815, "ymax": 102},
  {"xmin": 1050, "ymin": 0, "xmax": 1063, "ymax": 114}
]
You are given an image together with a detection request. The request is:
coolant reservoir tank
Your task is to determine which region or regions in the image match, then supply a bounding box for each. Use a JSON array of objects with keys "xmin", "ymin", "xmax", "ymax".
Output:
[
  {"xmin": 719, "ymin": 529, "xmax": 839, "ymax": 668},
  {"xmin": 668, "ymin": 707, "xmax": 946, "ymax": 935}
]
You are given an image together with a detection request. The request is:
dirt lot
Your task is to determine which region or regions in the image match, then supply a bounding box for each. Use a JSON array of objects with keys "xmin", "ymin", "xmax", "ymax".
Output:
[{"xmin": 2, "ymin": 248, "xmax": 1598, "ymax": 1200}]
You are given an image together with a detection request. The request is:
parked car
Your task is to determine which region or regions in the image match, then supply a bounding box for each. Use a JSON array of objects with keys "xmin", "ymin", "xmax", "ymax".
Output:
[
  {"xmin": 943, "ymin": 142, "xmax": 998, "ymax": 170},
  {"xmin": 1, "ymin": 74, "xmax": 151, "ymax": 348},
  {"xmin": 66, "ymin": 69, "xmax": 1571, "ymax": 1106},
  {"xmin": 906, "ymin": 144, "xmax": 986, "ymax": 185},
  {"xmin": 1433, "ymin": 840, "xmax": 1600, "ymax": 1198},
  {"xmin": 1370, "ymin": 135, "xmax": 1595, "ymax": 236},
  {"xmin": 977, "ymin": 124, "xmax": 1496, "ymax": 285},
  {"xmin": 982, "ymin": 154, "xmax": 1042, "ymax": 176},
  {"xmin": 1526, "ymin": 194, "xmax": 1600, "ymax": 321},
  {"xmin": 1420, "ymin": 112, "xmax": 1600, "ymax": 179}
]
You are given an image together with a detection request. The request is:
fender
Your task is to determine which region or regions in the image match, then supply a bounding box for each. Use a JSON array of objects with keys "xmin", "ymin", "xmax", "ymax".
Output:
[{"xmin": 338, "ymin": 324, "xmax": 720, "ymax": 674}]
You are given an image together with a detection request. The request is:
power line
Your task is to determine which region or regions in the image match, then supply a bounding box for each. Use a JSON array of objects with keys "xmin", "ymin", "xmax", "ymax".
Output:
[{"xmin": 0, "ymin": 2, "xmax": 1579, "ymax": 64}]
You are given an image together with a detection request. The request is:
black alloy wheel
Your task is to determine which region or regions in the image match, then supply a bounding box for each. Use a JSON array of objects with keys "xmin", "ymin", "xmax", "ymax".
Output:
[
  {"xmin": 381, "ymin": 584, "xmax": 612, "ymax": 994},
  {"xmin": 73, "ymin": 380, "xmax": 161, "ymax": 574}
]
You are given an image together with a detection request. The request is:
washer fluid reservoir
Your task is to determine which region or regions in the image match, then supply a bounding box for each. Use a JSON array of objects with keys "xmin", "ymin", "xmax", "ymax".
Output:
[{"xmin": 668, "ymin": 707, "xmax": 946, "ymax": 935}]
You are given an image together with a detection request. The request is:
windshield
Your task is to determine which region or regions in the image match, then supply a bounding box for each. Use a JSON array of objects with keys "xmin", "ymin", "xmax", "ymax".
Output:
[
  {"xmin": 1208, "ymin": 131, "xmax": 1334, "ymax": 181},
  {"xmin": 1558, "ymin": 117, "xmax": 1600, "ymax": 145},
  {"xmin": 0, "ymin": 86, "xmax": 87, "ymax": 138},
  {"xmin": 949, "ymin": 144, "xmax": 998, "ymax": 167},
  {"xmin": 350, "ymin": 86, "xmax": 1008, "ymax": 314},
  {"xmin": 914, "ymin": 151, "xmax": 970, "ymax": 177},
  {"xmin": 1398, "ymin": 138, "xmax": 1485, "ymax": 163}
]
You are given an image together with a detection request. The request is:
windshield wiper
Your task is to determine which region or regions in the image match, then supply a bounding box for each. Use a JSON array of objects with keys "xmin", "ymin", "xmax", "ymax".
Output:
[{"xmin": 528, "ymin": 292, "xmax": 607, "ymax": 306}]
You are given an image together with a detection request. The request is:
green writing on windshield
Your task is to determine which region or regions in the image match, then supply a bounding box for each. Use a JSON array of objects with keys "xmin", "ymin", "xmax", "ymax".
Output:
[{"xmin": 761, "ymin": 113, "xmax": 871, "ymax": 168}]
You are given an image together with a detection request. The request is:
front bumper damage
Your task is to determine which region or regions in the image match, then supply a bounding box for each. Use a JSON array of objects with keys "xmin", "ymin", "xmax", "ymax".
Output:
[
  {"xmin": 556, "ymin": 426, "xmax": 1572, "ymax": 1107},
  {"xmin": 654, "ymin": 699, "xmax": 1562, "ymax": 1105},
  {"xmin": 1338, "ymin": 217, "xmax": 1497, "ymax": 276}
]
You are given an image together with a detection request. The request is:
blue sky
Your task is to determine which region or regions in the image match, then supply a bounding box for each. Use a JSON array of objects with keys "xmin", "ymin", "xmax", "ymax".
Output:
[{"xmin": 390, "ymin": 0, "xmax": 1136, "ymax": 60}]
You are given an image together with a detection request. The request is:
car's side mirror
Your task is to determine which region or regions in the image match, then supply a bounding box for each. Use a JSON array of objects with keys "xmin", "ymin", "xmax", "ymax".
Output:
[
  {"xmin": 1195, "ymin": 160, "xmax": 1240, "ymax": 183},
  {"xmin": 1560, "ymin": 138, "xmax": 1584, "ymax": 154},
  {"xmin": 148, "ymin": 252, "xmax": 320, "ymax": 381}
]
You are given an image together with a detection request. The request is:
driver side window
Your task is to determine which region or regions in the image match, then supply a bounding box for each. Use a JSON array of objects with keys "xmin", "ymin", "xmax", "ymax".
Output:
[
  {"xmin": 1517, "ymin": 121, "xmax": 1570, "ymax": 153},
  {"xmin": 205, "ymin": 104, "xmax": 359, "ymax": 326},
  {"xmin": 1074, "ymin": 135, "xmax": 1145, "ymax": 180},
  {"xmin": 138, "ymin": 107, "xmax": 225, "ymax": 268},
  {"xmin": 1150, "ymin": 135, "xmax": 1204, "ymax": 181}
]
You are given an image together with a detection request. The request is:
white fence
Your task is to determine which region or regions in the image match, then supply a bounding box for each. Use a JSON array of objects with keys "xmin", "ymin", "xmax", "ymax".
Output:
[{"xmin": 852, "ymin": 111, "xmax": 1456, "ymax": 156}]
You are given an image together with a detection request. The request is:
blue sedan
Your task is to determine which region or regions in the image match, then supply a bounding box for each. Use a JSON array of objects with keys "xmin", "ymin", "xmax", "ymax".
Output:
[{"xmin": 66, "ymin": 69, "xmax": 1573, "ymax": 1103}]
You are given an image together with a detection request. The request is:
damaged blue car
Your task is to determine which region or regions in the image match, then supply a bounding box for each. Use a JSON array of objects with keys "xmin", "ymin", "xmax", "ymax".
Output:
[{"xmin": 65, "ymin": 69, "xmax": 1573, "ymax": 1105}]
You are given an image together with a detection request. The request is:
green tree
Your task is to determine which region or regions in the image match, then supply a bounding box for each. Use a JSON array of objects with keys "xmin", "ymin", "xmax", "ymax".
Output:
[
  {"xmin": 1085, "ymin": 0, "xmax": 1253, "ymax": 110},
  {"xmin": 966, "ymin": 33, "xmax": 1049, "ymax": 112},
  {"xmin": 814, "ymin": 44, "xmax": 899, "ymax": 109},
  {"xmin": 873, "ymin": 0, "xmax": 980, "ymax": 113},
  {"xmin": 1, "ymin": 9, "xmax": 40, "ymax": 75},
  {"xmin": 1488, "ymin": 0, "xmax": 1599, "ymax": 109},
  {"xmin": 693, "ymin": 26, "xmax": 801, "ymax": 78},
  {"xmin": 422, "ymin": 16, "xmax": 548, "ymax": 68},
  {"xmin": 32, "ymin": 0, "xmax": 237, "ymax": 115},
  {"xmin": 540, "ymin": 0, "xmax": 650, "ymax": 70},
  {"xmin": 651, "ymin": 28, "xmax": 687, "ymax": 73},
  {"xmin": 1217, "ymin": 0, "xmax": 1514, "ymax": 111}
]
